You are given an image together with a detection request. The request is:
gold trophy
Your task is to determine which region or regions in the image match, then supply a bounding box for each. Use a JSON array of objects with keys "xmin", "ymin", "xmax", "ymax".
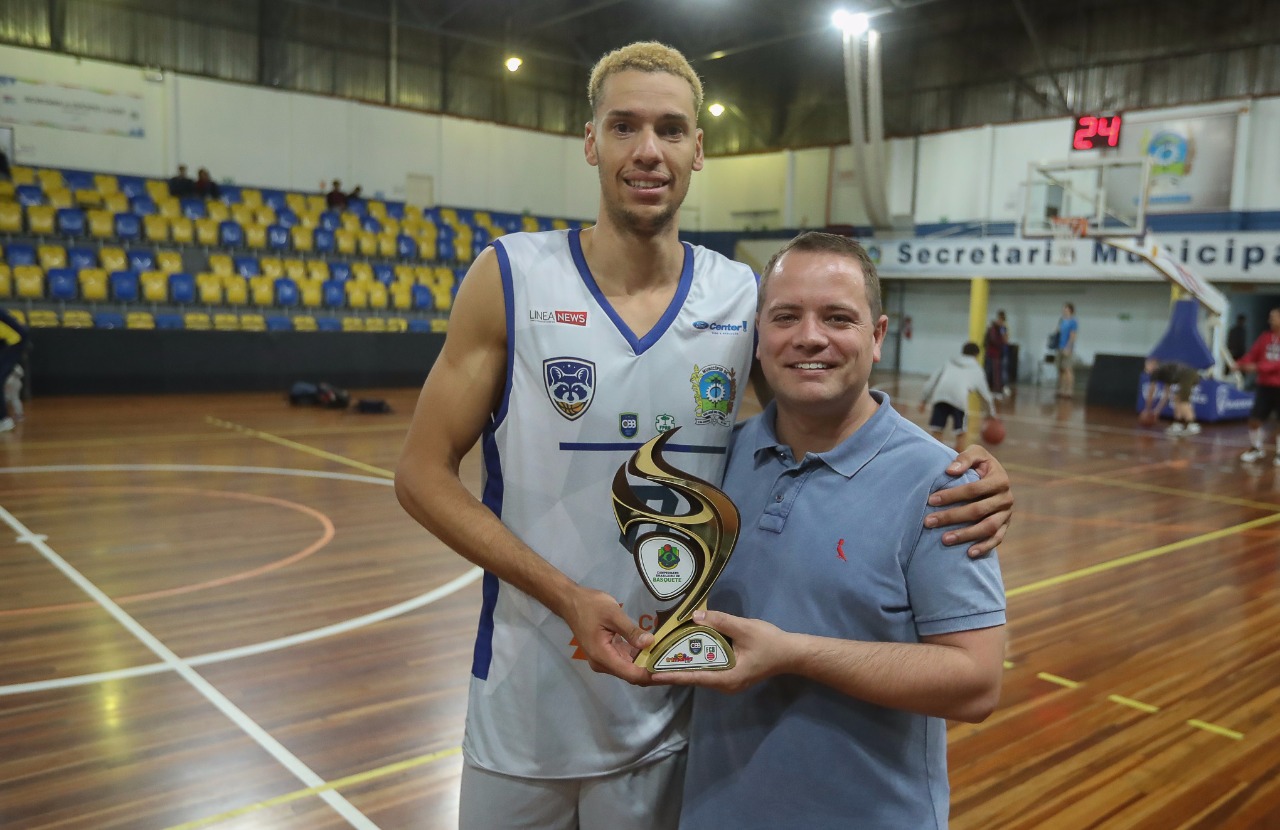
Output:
[{"xmin": 611, "ymin": 427, "xmax": 739, "ymax": 672}]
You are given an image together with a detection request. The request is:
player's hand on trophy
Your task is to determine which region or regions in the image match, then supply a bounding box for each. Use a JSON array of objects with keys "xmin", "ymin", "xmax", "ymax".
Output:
[
  {"xmin": 647, "ymin": 610, "xmax": 788, "ymax": 694},
  {"xmin": 561, "ymin": 586, "xmax": 655, "ymax": 685}
]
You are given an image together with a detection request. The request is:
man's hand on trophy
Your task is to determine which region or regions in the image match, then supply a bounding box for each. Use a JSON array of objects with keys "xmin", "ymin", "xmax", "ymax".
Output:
[
  {"xmin": 647, "ymin": 610, "xmax": 787, "ymax": 694},
  {"xmin": 561, "ymin": 586, "xmax": 656, "ymax": 685}
]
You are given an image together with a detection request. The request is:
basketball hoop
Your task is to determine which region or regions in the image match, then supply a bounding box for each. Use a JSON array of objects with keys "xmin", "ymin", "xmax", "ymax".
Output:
[{"xmin": 1050, "ymin": 216, "xmax": 1087, "ymax": 265}]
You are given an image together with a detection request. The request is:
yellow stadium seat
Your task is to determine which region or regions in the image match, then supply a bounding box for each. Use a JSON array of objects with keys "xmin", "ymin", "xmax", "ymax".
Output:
[
  {"xmin": 239, "ymin": 188, "xmax": 262, "ymax": 207},
  {"xmin": 285, "ymin": 193, "xmax": 308, "ymax": 214},
  {"xmin": 522, "ymin": 216, "xmax": 540, "ymax": 233},
  {"xmin": 282, "ymin": 259, "xmax": 306, "ymax": 280},
  {"xmin": 239, "ymin": 313, "xmax": 266, "ymax": 332},
  {"xmin": 254, "ymin": 206, "xmax": 275, "ymax": 226},
  {"xmin": 305, "ymin": 194, "xmax": 326, "ymax": 214},
  {"xmin": 140, "ymin": 270, "xmax": 169, "ymax": 302},
  {"xmin": 259, "ymin": 257, "xmax": 284, "ymax": 279},
  {"xmin": 27, "ymin": 205, "xmax": 56, "ymax": 235},
  {"xmin": 143, "ymin": 214, "xmax": 170, "ymax": 243},
  {"xmin": 402, "ymin": 204, "xmax": 423, "ymax": 221},
  {"xmin": 414, "ymin": 265, "xmax": 434, "ymax": 286},
  {"xmin": 434, "ymin": 290, "xmax": 453, "ymax": 313},
  {"xmin": 10, "ymin": 166, "xmax": 36, "ymax": 185},
  {"xmin": 386, "ymin": 316, "xmax": 407, "ymax": 333},
  {"xmin": 213, "ymin": 313, "xmax": 240, "ymax": 331},
  {"xmin": 430, "ymin": 318, "xmax": 448, "ymax": 333},
  {"xmin": 195, "ymin": 218, "xmax": 220, "ymax": 246},
  {"xmin": 94, "ymin": 174, "xmax": 119, "ymax": 194},
  {"xmin": 0, "ymin": 264, "xmax": 11, "ymax": 298},
  {"xmin": 306, "ymin": 260, "xmax": 329, "ymax": 282},
  {"xmin": 80, "ymin": 268, "xmax": 108, "ymax": 301},
  {"xmin": 364, "ymin": 316, "xmax": 387, "ymax": 333},
  {"xmin": 368, "ymin": 282, "xmax": 389, "ymax": 310},
  {"xmin": 244, "ymin": 224, "xmax": 267, "ymax": 249},
  {"xmin": 206, "ymin": 201, "xmax": 229, "ymax": 222},
  {"xmin": 87, "ymin": 209, "xmax": 114, "ymax": 239},
  {"xmin": 224, "ymin": 275, "xmax": 249, "ymax": 305},
  {"xmin": 291, "ymin": 226, "xmax": 314, "ymax": 252},
  {"xmin": 14, "ymin": 265, "xmax": 45, "ymax": 299},
  {"xmin": 158, "ymin": 197, "xmax": 182, "ymax": 219},
  {"xmin": 439, "ymin": 208, "xmax": 458, "ymax": 224},
  {"xmin": 378, "ymin": 234, "xmax": 397, "ymax": 258},
  {"xmin": 62, "ymin": 309, "xmax": 94, "ymax": 329},
  {"xmin": 0, "ymin": 180, "xmax": 11, "ymax": 199},
  {"xmin": 334, "ymin": 230, "xmax": 356, "ymax": 255},
  {"xmin": 300, "ymin": 279, "xmax": 322, "ymax": 308},
  {"xmin": 394, "ymin": 264, "xmax": 414, "ymax": 284},
  {"xmin": 74, "ymin": 189, "xmax": 103, "ymax": 207},
  {"xmin": 170, "ymin": 217, "xmax": 195, "ymax": 245},
  {"xmin": 100, "ymin": 247, "xmax": 127, "ymax": 271},
  {"xmin": 293, "ymin": 315, "xmax": 318, "ymax": 332},
  {"xmin": 156, "ymin": 251, "xmax": 182, "ymax": 274},
  {"xmin": 416, "ymin": 237, "xmax": 437, "ymax": 261},
  {"xmin": 345, "ymin": 281, "xmax": 369, "ymax": 309},
  {"xmin": 38, "ymin": 245, "xmax": 67, "ymax": 270},
  {"xmin": 341, "ymin": 316, "xmax": 365, "ymax": 332},
  {"xmin": 8, "ymin": 308, "xmax": 25, "ymax": 325},
  {"xmin": 37, "ymin": 169, "xmax": 64, "ymax": 190},
  {"xmin": 552, "ymin": 219, "xmax": 570, "ymax": 231},
  {"xmin": 250, "ymin": 275, "xmax": 273, "ymax": 305},
  {"xmin": 184, "ymin": 312, "xmax": 212, "ymax": 330},
  {"xmin": 0, "ymin": 202, "xmax": 22, "ymax": 233},
  {"xmin": 28, "ymin": 309, "xmax": 60, "ymax": 328},
  {"xmin": 400, "ymin": 216, "xmax": 422, "ymax": 236},
  {"xmin": 432, "ymin": 265, "xmax": 453, "ymax": 288},
  {"xmin": 390, "ymin": 282, "xmax": 412, "ymax": 310},
  {"xmin": 340, "ymin": 213, "xmax": 360, "ymax": 232},
  {"xmin": 366, "ymin": 200, "xmax": 386, "ymax": 219},
  {"xmin": 196, "ymin": 273, "xmax": 223, "ymax": 304},
  {"xmin": 380, "ymin": 216, "xmax": 400, "ymax": 236},
  {"xmin": 126, "ymin": 311, "xmax": 156, "ymax": 330},
  {"xmin": 145, "ymin": 180, "xmax": 170, "ymax": 201},
  {"xmin": 207, "ymin": 254, "xmax": 233, "ymax": 276},
  {"xmin": 231, "ymin": 204, "xmax": 255, "ymax": 226},
  {"xmin": 103, "ymin": 192, "xmax": 129, "ymax": 213},
  {"xmin": 351, "ymin": 263, "xmax": 374, "ymax": 283}
]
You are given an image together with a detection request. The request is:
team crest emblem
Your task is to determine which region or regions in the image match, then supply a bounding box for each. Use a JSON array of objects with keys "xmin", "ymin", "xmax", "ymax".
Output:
[
  {"xmin": 689, "ymin": 638, "xmax": 703, "ymax": 655},
  {"xmin": 544, "ymin": 357, "xmax": 596, "ymax": 421},
  {"xmin": 619, "ymin": 412, "xmax": 639, "ymax": 438},
  {"xmin": 691, "ymin": 364, "xmax": 736, "ymax": 427},
  {"xmin": 655, "ymin": 413, "xmax": 676, "ymax": 433}
]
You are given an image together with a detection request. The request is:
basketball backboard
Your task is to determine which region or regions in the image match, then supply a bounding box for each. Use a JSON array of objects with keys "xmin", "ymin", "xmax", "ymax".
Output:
[{"xmin": 1021, "ymin": 157, "xmax": 1150, "ymax": 239}]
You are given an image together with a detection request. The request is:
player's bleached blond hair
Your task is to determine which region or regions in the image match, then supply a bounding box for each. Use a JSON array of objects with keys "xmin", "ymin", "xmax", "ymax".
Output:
[{"xmin": 587, "ymin": 41, "xmax": 704, "ymax": 118}]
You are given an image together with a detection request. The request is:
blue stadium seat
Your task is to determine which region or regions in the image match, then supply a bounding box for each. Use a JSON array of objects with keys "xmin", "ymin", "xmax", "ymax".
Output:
[
  {"xmin": 67, "ymin": 247, "xmax": 97, "ymax": 269},
  {"xmin": 275, "ymin": 209, "xmax": 298, "ymax": 228},
  {"xmin": 181, "ymin": 198, "xmax": 207, "ymax": 220},
  {"xmin": 155, "ymin": 312, "xmax": 185, "ymax": 330},
  {"xmin": 56, "ymin": 208, "xmax": 87, "ymax": 236},
  {"xmin": 48, "ymin": 268, "xmax": 79, "ymax": 301},
  {"xmin": 261, "ymin": 190, "xmax": 287, "ymax": 211},
  {"xmin": 4, "ymin": 243, "xmax": 37, "ymax": 266},
  {"xmin": 16, "ymin": 185, "xmax": 44, "ymax": 207},
  {"xmin": 384, "ymin": 202, "xmax": 405, "ymax": 220},
  {"xmin": 114, "ymin": 213, "xmax": 142, "ymax": 241},
  {"xmin": 219, "ymin": 221, "xmax": 245, "ymax": 248},
  {"xmin": 63, "ymin": 170, "xmax": 95, "ymax": 191},
  {"xmin": 437, "ymin": 236, "xmax": 456, "ymax": 261},
  {"xmin": 411, "ymin": 284, "xmax": 433, "ymax": 310},
  {"xmin": 169, "ymin": 272, "xmax": 196, "ymax": 304},
  {"xmin": 396, "ymin": 234, "xmax": 417, "ymax": 260},
  {"xmin": 328, "ymin": 261, "xmax": 351, "ymax": 282},
  {"xmin": 318, "ymin": 211, "xmax": 341, "ymax": 231},
  {"xmin": 316, "ymin": 316, "xmax": 342, "ymax": 332},
  {"xmin": 346, "ymin": 198, "xmax": 367, "ymax": 217},
  {"xmin": 274, "ymin": 277, "xmax": 300, "ymax": 307},
  {"xmin": 537, "ymin": 217, "xmax": 555, "ymax": 232},
  {"xmin": 322, "ymin": 279, "xmax": 346, "ymax": 308},
  {"xmin": 127, "ymin": 249, "xmax": 156, "ymax": 271},
  {"xmin": 118, "ymin": 176, "xmax": 147, "ymax": 199},
  {"xmin": 407, "ymin": 318, "xmax": 433, "ymax": 333},
  {"xmin": 312, "ymin": 228, "xmax": 335, "ymax": 254},
  {"xmin": 220, "ymin": 185, "xmax": 242, "ymax": 204},
  {"xmin": 361, "ymin": 215, "xmax": 382, "ymax": 233},
  {"xmin": 472, "ymin": 226, "xmax": 491, "ymax": 259},
  {"xmin": 266, "ymin": 225, "xmax": 291, "ymax": 251},
  {"xmin": 372, "ymin": 263, "xmax": 394, "ymax": 285},
  {"xmin": 94, "ymin": 311, "xmax": 127, "ymax": 329},
  {"xmin": 130, "ymin": 196, "xmax": 158, "ymax": 216},
  {"xmin": 233, "ymin": 256, "xmax": 260, "ymax": 277},
  {"xmin": 266, "ymin": 315, "xmax": 292, "ymax": 331},
  {"xmin": 109, "ymin": 270, "xmax": 140, "ymax": 302}
]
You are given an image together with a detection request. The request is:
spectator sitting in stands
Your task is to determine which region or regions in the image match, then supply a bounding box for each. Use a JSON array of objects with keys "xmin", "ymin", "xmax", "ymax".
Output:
[
  {"xmin": 194, "ymin": 167, "xmax": 221, "ymax": 200},
  {"xmin": 169, "ymin": 164, "xmax": 196, "ymax": 198},
  {"xmin": 325, "ymin": 179, "xmax": 362, "ymax": 210}
]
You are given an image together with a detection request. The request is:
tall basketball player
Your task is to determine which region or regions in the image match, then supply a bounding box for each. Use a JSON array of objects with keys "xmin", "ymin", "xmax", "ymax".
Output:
[{"xmin": 395, "ymin": 41, "xmax": 1015, "ymax": 830}]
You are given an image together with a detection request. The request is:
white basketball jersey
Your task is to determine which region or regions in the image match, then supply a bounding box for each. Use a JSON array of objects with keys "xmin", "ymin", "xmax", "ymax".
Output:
[{"xmin": 465, "ymin": 228, "xmax": 757, "ymax": 778}]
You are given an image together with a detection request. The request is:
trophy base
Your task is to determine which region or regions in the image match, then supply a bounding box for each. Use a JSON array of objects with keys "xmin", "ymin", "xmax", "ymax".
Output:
[{"xmin": 640, "ymin": 625, "xmax": 734, "ymax": 672}]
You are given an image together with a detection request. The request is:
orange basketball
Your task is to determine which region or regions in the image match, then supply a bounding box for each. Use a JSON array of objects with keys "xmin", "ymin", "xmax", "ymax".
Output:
[
  {"xmin": 980, "ymin": 418, "xmax": 1005, "ymax": 445},
  {"xmin": 1138, "ymin": 410, "xmax": 1157, "ymax": 427}
]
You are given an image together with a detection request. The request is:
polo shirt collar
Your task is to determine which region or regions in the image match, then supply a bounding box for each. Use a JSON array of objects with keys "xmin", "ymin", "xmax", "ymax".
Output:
[{"xmin": 750, "ymin": 390, "xmax": 897, "ymax": 479}]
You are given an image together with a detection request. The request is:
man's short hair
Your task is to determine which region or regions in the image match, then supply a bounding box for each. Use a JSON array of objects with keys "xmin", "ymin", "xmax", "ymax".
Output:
[
  {"xmin": 963, "ymin": 342, "xmax": 980, "ymax": 356},
  {"xmin": 758, "ymin": 232, "xmax": 882, "ymax": 320},
  {"xmin": 1065, "ymin": 302, "xmax": 1075, "ymax": 314},
  {"xmin": 588, "ymin": 41, "xmax": 703, "ymax": 117}
]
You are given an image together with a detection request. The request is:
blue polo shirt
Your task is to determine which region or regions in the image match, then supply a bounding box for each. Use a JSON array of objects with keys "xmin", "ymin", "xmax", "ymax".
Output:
[{"xmin": 681, "ymin": 391, "xmax": 1006, "ymax": 830}]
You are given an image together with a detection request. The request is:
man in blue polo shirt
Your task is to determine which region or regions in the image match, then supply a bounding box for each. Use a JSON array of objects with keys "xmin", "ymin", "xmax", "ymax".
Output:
[{"xmin": 659, "ymin": 231, "xmax": 1007, "ymax": 829}]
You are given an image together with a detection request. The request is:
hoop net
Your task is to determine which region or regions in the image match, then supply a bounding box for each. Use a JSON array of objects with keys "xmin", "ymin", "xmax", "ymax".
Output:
[{"xmin": 1050, "ymin": 216, "xmax": 1087, "ymax": 265}]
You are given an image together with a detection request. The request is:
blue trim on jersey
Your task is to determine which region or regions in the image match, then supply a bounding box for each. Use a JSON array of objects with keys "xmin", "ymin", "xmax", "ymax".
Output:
[
  {"xmin": 567, "ymin": 228, "xmax": 694, "ymax": 356},
  {"xmin": 491, "ymin": 239, "xmax": 517, "ymax": 426},
  {"xmin": 471, "ymin": 419, "xmax": 507, "ymax": 680},
  {"xmin": 558, "ymin": 442, "xmax": 727, "ymax": 454}
]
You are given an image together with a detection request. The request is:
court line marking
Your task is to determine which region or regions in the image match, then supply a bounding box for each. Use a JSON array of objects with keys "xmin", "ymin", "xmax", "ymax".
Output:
[
  {"xmin": 207, "ymin": 417, "xmax": 395, "ymax": 478},
  {"xmin": 0, "ymin": 504, "xmax": 381, "ymax": 830},
  {"xmin": 1109, "ymin": 694, "xmax": 1160, "ymax": 713},
  {"xmin": 1187, "ymin": 720, "xmax": 1244, "ymax": 740},
  {"xmin": 1006, "ymin": 462, "xmax": 1280, "ymax": 512},
  {"xmin": 0, "ymin": 464, "xmax": 481, "ymax": 696},
  {"xmin": 6, "ymin": 421, "xmax": 409, "ymax": 452},
  {"xmin": 161, "ymin": 746, "xmax": 462, "ymax": 830}
]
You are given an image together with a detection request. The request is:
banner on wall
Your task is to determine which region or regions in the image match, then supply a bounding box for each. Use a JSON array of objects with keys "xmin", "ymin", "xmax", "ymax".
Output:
[
  {"xmin": 0, "ymin": 75, "xmax": 147, "ymax": 138},
  {"xmin": 1111, "ymin": 111, "xmax": 1238, "ymax": 212}
]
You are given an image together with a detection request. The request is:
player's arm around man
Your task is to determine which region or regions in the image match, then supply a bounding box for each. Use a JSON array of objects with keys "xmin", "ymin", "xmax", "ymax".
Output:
[{"xmin": 394, "ymin": 248, "xmax": 652, "ymax": 684}]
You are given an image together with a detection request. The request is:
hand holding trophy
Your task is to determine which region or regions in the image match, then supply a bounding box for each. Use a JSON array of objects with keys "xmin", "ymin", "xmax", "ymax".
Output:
[{"xmin": 611, "ymin": 427, "xmax": 739, "ymax": 672}]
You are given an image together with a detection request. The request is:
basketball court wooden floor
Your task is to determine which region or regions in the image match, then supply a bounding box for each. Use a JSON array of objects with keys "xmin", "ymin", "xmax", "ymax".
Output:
[{"xmin": 1, "ymin": 377, "xmax": 1277, "ymax": 829}]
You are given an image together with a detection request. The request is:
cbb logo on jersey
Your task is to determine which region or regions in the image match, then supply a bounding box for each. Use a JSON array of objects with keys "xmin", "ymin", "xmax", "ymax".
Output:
[{"xmin": 544, "ymin": 357, "xmax": 596, "ymax": 421}]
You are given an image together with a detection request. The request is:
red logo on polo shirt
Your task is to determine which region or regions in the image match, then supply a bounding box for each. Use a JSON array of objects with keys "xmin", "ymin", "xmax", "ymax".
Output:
[
  {"xmin": 836, "ymin": 539, "xmax": 847, "ymax": 561},
  {"xmin": 555, "ymin": 310, "xmax": 588, "ymax": 326}
]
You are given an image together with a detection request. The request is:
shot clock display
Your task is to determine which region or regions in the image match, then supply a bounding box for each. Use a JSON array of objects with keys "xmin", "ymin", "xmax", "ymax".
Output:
[{"xmin": 1072, "ymin": 114, "xmax": 1122, "ymax": 150}]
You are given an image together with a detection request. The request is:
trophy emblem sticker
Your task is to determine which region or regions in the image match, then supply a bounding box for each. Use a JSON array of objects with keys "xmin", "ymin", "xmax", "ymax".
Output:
[{"xmin": 611, "ymin": 427, "xmax": 739, "ymax": 672}]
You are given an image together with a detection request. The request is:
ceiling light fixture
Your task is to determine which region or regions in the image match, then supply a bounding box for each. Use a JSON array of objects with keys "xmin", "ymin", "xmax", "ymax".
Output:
[
  {"xmin": 505, "ymin": 56, "xmax": 523, "ymax": 72},
  {"xmin": 708, "ymin": 103, "xmax": 726, "ymax": 117},
  {"xmin": 831, "ymin": 10, "xmax": 870, "ymax": 36}
]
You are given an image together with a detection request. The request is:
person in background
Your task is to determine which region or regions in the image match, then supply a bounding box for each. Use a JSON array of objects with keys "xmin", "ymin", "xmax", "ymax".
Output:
[
  {"xmin": 194, "ymin": 167, "xmax": 221, "ymax": 200},
  {"xmin": 168, "ymin": 164, "xmax": 195, "ymax": 198},
  {"xmin": 1055, "ymin": 302, "xmax": 1078, "ymax": 399},
  {"xmin": 1227, "ymin": 313, "xmax": 1248, "ymax": 362},
  {"xmin": 325, "ymin": 179, "xmax": 362, "ymax": 210},
  {"xmin": 0, "ymin": 307, "xmax": 29, "ymax": 433},
  {"xmin": 1141, "ymin": 358, "xmax": 1201, "ymax": 437},
  {"xmin": 984, "ymin": 309, "xmax": 1009, "ymax": 397},
  {"xmin": 1235, "ymin": 307, "xmax": 1280, "ymax": 465},
  {"xmin": 920, "ymin": 341, "xmax": 999, "ymax": 451}
]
